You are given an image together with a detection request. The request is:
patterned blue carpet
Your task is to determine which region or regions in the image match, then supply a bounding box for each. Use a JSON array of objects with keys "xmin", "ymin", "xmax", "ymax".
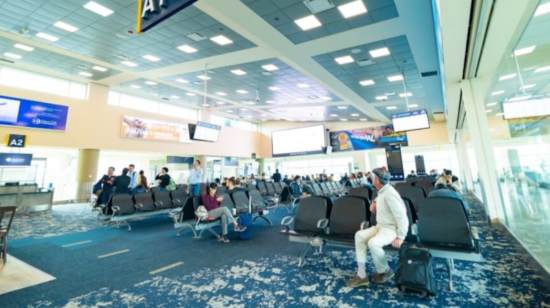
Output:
[{"xmin": 2, "ymin": 195, "xmax": 550, "ymax": 307}]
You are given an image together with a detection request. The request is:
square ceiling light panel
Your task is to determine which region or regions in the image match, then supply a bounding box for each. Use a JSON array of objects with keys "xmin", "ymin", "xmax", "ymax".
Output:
[
  {"xmin": 162, "ymin": 58, "xmax": 340, "ymax": 106},
  {"xmin": 241, "ymin": 0, "xmax": 398, "ymax": 44},
  {"xmin": 118, "ymin": 78, "xmax": 205, "ymax": 106}
]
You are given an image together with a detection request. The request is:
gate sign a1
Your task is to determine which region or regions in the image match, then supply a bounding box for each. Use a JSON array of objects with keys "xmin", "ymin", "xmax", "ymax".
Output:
[{"xmin": 137, "ymin": 0, "xmax": 200, "ymax": 33}]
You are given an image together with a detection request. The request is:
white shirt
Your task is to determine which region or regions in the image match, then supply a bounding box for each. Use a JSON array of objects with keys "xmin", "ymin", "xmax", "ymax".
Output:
[
  {"xmin": 374, "ymin": 184, "xmax": 409, "ymax": 239},
  {"xmin": 188, "ymin": 168, "xmax": 203, "ymax": 185}
]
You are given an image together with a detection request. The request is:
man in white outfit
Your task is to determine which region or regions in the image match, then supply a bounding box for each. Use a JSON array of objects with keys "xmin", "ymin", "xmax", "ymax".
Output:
[{"xmin": 347, "ymin": 168, "xmax": 409, "ymax": 287}]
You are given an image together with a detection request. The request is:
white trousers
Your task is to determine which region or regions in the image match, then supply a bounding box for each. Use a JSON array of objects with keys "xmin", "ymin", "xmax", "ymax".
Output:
[{"xmin": 355, "ymin": 226, "xmax": 397, "ymax": 273}]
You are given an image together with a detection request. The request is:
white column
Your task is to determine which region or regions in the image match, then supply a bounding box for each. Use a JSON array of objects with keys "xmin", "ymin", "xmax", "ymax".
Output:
[
  {"xmin": 461, "ymin": 78, "xmax": 505, "ymax": 222},
  {"xmin": 456, "ymin": 129, "xmax": 474, "ymax": 192},
  {"xmin": 352, "ymin": 151, "xmax": 367, "ymax": 174}
]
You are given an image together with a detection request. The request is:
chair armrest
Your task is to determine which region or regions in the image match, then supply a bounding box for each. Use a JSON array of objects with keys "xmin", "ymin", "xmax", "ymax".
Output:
[
  {"xmin": 112, "ymin": 206, "xmax": 120, "ymax": 211},
  {"xmin": 471, "ymin": 227, "xmax": 480, "ymax": 240},
  {"xmin": 317, "ymin": 218, "xmax": 329, "ymax": 229},
  {"xmin": 411, "ymin": 223, "xmax": 418, "ymax": 236},
  {"xmin": 172, "ymin": 199, "xmax": 180, "ymax": 206},
  {"xmin": 154, "ymin": 201, "xmax": 163, "ymax": 208},
  {"xmin": 360, "ymin": 221, "xmax": 369, "ymax": 230},
  {"xmin": 281, "ymin": 216, "xmax": 294, "ymax": 231},
  {"xmin": 135, "ymin": 203, "xmax": 143, "ymax": 210}
]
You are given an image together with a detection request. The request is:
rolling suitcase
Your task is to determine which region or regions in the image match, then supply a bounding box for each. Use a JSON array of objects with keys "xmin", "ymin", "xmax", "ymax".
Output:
[{"xmin": 395, "ymin": 245, "xmax": 437, "ymax": 299}]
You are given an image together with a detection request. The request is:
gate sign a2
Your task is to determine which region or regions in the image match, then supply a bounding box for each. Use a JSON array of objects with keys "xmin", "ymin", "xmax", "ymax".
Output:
[{"xmin": 137, "ymin": 0, "xmax": 200, "ymax": 33}]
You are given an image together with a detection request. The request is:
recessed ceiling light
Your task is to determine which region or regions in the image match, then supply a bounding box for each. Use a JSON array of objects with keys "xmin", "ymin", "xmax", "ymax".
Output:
[
  {"xmin": 340, "ymin": 118, "xmax": 348, "ymax": 121},
  {"xmin": 54, "ymin": 21, "xmax": 78, "ymax": 32},
  {"xmin": 337, "ymin": 106, "xmax": 348, "ymax": 109},
  {"xmin": 145, "ymin": 81, "xmax": 157, "ymax": 85},
  {"xmin": 197, "ymin": 75, "xmax": 211, "ymax": 80},
  {"xmin": 330, "ymin": 114, "xmax": 338, "ymax": 117},
  {"xmin": 514, "ymin": 46, "xmax": 536, "ymax": 56},
  {"xmin": 14, "ymin": 44, "xmax": 34, "ymax": 52},
  {"xmin": 508, "ymin": 95, "xmax": 532, "ymax": 102},
  {"xmin": 485, "ymin": 109, "xmax": 492, "ymax": 113},
  {"xmin": 266, "ymin": 100, "xmax": 274, "ymax": 104},
  {"xmin": 210, "ymin": 35, "xmax": 233, "ymax": 45},
  {"xmin": 534, "ymin": 2, "xmax": 550, "ymax": 16},
  {"xmin": 386, "ymin": 106, "xmax": 397, "ymax": 110},
  {"xmin": 520, "ymin": 84, "xmax": 536, "ymax": 90},
  {"xmin": 176, "ymin": 78, "xmax": 188, "ymax": 83},
  {"xmin": 143, "ymin": 54, "xmax": 161, "ymax": 62},
  {"xmin": 388, "ymin": 75, "xmax": 403, "ymax": 82},
  {"xmin": 335, "ymin": 55, "xmax": 354, "ymax": 65},
  {"xmin": 359, "ymin": 79, "xmax": 375, "ymax": 86},
  {"xmin": 274, "ymin": 118, "xmax": 281, "ymax": 120},
  {"xmin": 186, "ymin": 93, "xmax": 196, "ymax": 96},
  {"xmin": 226, "ymin": 110, "xmax": 234, "ymax": 113},
  {"xmin": 216, "ymin": 101, "xmax": 226, "ymax": 105},
  {"xmin": 491, "ymin": 90, "xmax": 504, "ymax": 96},
  {"xmin": 486, "ymin": 102, "xmax": 497, "ymax": 107},
  {"xmin": 121, "ymin": 61, "xmax": 137, "ymax": 67},
  {"xmin": 245, "ymin": 115, "xmax": 253, "ymax": 118},
  {"xmin": 171, "ymin": 95, "xmax": 180, "ymax": 99},
  {"xmin": 496, "ymin": 113, "xmax": 505, "ymax": 116},
  {"xmin": 376, "ymin": 95, "xmax": 388, "ymax": 100},
  {"xmin": 177, "ymin": 45, "xmax": 198, "ymax": 53},
  {"xmin": 240, "ymin": 108, "xmax": 248, "ymax": 111},
  {"xmin": 338, "ymin": 0, "xmax": 368, "ymax": 19},
  {"xmin": 369, "ymin": 47, "xmax": 390, "ymax": 58},
  {"xmin": 236, "ymin": 90, "xmax": 248, "ymax": 94},
  {"xmin": 36, "ymin": 32, "xmax": 59, "ymax": 42},
  {"xmin": 231, "ymin": 69, "xmax": 247, "ymax": 75},
  {"xmin": 294, "ymin": 15, "xmax": 322, "ymax": 31},
  {"xmin": 534, "ymin": 65, "xmax": 550, "ymax": 73},
  {"xmin": 260, "ymin": 114, "xmax": 267, "ymax": 117},
  {"xmin": 216, "ymin": 92, "xmax": 227, "ymax": 96},
  {"xmin": 499, "ymin": 73, "xmax": 516, "ymax": 81},
  {"xmin": 269, "ymin": 87, "xmax": 280, "ymax": 91},
  {"xmin": 247, "ymin": 101, "xmax": 256, "ymax": 105},
  {"xmin": 262, "ymin": 64, "xmax": 279, "ymax": 71},
  {"xmin": 3, "ymin": 52, "xmax": 21, "ymax": 59},
  {"xmin": 322, "ymin": 96, "xmax": 332, "ymax": 101},
  {"xmin": 409, "ymin": 104, "xmax": 418, "ymax": 108},
  {"xmin": 297, "ymin": 98, "xmax": 305, "ymax": 102},
  {"xmin": 360, "ymin": 118, "xmax": 367, "ymax": 121},
  {"xmin": 78, "ymin": 72, "xmax": 92, "ymax": 77},
  {"xmin": 92, "ymin": 66, "xmax": 108, "ymax": 72},
  {"xmin": 84, "ymin": 1, "xmax": 113, "ymax": 17},
  {"xmin": 130, "ymin": 85, "xmax": 141, "ymax": 89},
  {"xmin": 351, "ymin": 113, "xmax": 359, "ymax": 116},
  {"xmin": 399, "ymin": 92, "xmax": 413, "ymax": 97},
  {"xmin": 297, "ymin": 83, "xmax": 309, "ymax": 88},
  {"xmin": 202, "ymin": 103, "xmax": 210, "ymax": 107}
]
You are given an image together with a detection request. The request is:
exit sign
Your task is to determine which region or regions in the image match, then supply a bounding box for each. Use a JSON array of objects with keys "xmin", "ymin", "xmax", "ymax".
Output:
[{"xmin": 137, "ymin": 0, "xmax": 200, "ymax": 33}]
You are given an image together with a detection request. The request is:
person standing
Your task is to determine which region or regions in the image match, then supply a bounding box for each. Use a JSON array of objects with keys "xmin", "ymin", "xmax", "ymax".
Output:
[
  {"xmin": 127, "ymin": 164, "xmax": 138, "ymax": 194},
  {"xmin": 188, "ymin": 160, "xmax": 203, "ymax": 196},
  {"xmin": 273, "ymin": 169, "xmax": 282, "ymax": 183},
  {"xmin": 347, "ymin": 168, "xmax": 409, "ymax": 287},
  {"xmin": 113, "ymin": 168, "xmax": 131, "ymax": 194}
]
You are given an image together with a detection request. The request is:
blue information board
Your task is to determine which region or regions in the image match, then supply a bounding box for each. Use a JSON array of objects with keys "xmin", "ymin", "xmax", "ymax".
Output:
[
  {"xmin": 0, "ymin": 153, "xmax": 33, "ymax": 167},
  {"xmin": 0, "ymin": 95, "xmax": 69, "ymax": 131},
  {"xmin": 138, "ymin": 0, "xmax": 200, "ymax": 33}
]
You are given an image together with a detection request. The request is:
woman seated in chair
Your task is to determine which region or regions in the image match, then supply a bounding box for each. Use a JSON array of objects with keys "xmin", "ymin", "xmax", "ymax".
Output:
[{"xmin": 201, "ymin": 183, "xmax": 247, "ymax": 243}]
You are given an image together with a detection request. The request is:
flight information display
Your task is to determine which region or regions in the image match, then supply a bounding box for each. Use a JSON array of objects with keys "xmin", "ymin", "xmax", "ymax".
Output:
[
  {"xmin": 503, "ymin": 98, "xmax": 550, "ymax": 119},
  {"xmin": 272, "ymin": 124, "xmax": 326, "ymax": 157},
  {"xmin": 193, "ymin": 121, "xmax": 221, "ymax": 142},
  {"xmin": 392, "ymin": 109, "xmax": 430, "ymax": 133}
]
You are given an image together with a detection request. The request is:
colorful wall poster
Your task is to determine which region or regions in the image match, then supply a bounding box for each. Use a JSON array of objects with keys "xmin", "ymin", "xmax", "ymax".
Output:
[
  {"xmin": 329, "ymin": 125, "xmax": 408, "ymax": 152},
  {"xmin": 120, "ymin": 116, "xmax": 192, "ymax": 143}
]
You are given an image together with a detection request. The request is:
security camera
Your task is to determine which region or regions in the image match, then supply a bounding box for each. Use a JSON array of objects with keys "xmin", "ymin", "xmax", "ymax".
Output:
[
  {"xmin": 256, "ymin": 97, "xmax": 260, "ymax": 103},
  {"xmin": 255, "ymin": 90, "xmax": 260, "ymax": 103}
]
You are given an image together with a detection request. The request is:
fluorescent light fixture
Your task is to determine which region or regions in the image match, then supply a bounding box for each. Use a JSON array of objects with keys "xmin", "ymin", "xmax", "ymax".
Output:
[
  {"xmin": 247, "ymin": 101, "xmax": 256, "ymax": 105},
  {"xmin": 231, "ymin": 69, "xmax": 247, "ymax": 75},
  {"xmin": 388, "ymin": 75, "xmax": 403, "ymax": 82},
  {"xmin": 359, "ymin": 79, "xmax": 375, "ymax": 86},
  {"xmin": 534, "ymin": 2, "xmax": 550, "ymax": 16},
  {"xmin": 210, "ymin": 35, "xmax": 233, "ymax": 45},
  {"xmin": 330, "ymin": 114, "xmax": 338, "ymax": 117},
  {"xmin": 145, "ymin": 81, "xmax": 157, "ymax": 85},
  {"xmin": 322, "ymin": 96, "xmax": 332, "ymax": 101},
  {"xmin": 84, "ymin": 1, "xmax": 113, "ymax": 17},
  {"xmin": 335, "ymin": 55, "xmax": 354, "ymax": 65},
  {"xmin": 240, "ymin": 108, "xmax": 248, "ymax": 111},
  {"xmin": 216, "ymin": 101, "xmax": 226, "ymax": 105},
  {"xmin": 337, "ymin": 106, "xmax": 348, "ymax": 109},
  {"xmin": 130, "ymin": 85, "xmax": 141, "ymax": 89},
  {"xmin": 297, "ymin": 98, "xmax": 305, "ymax": 102},
  {"xmin": 491, "ymin": 90, "xmax": 504, "ymax": 96},
  {"xmin": 269, "ymin": 87, "xmax": 280, "ymax": 91},
  {"xmin": 170, "ymin": 95, "xmax": 180, "ymax": 99},
  {"xmin": 514, "ymin": 46, "xmax": 536, "ymax": 56},
  {"xmin": 535, "ymin": 65, "xmax": 550, "ymax": 73},
  {"xmin": 186, "ymin": 93, "xmax": 196, "ymax": 96},
  {"xmin": 36, "ymin": 32, "xmax": 59, "ymax": 42},
  {"xmin": 262, "ymin": 64, "xmax": 279, "ymax": 71},
  {"xmin": 351, "ymin": 113, "xmax": 360, "ymax": 116},
  {"xmin": 245, "ymin": 115, "xmax": 253, "ymax": 118},
  {"xmin": 297, "ymin": 83, "xmax": 309, "ymax": 88},
  {"xmin": 266, "ymin": 100, "xmax": 274, "ymax": 104},
  {"xmin": 202, "ymin": 103, "xmax": 210, "ymax": 107},
  {"xmin": 338, "ymin": 0, "xmax": 368, "ymax": 18},
  {"xmin": 399, "ymin": 92, "xmax": 413, "ymax": 97},
  {"xmin": 485, "ymin": 109, "xmax": 492, "ymax": 113},
  {"xmin": 360, "ymin": 118, "xmax": 367, "ymax": 121},
  {"xmin": 121, "ymin": 61, "xmax": 137, "ymax": 67},
  {"xmin": 294, "ymin": 15, "xmax": 322, "ymax": 31},
  {"xmin": 499, "ymin": 73, "xmax": 516, "ymax": 81},
  {"xmin": 520, "ymin": 84, "xmax": 536, "ymax": 90},
  {"xmin": 508, "ymin": 95, "xmax": 532, "ymax": 102},
  {"xmin": 54, "ymin": 21, "xmax": 78, "ymax": 32},
  {"xmin": 92, "ymin": 66, "xmax": 108, "ymax": 72},
  {"xmin": 175, "ymin": 78, "xmax": 188, "ymax": 83},
  {"xmin": 216, "ymin": 92, "xmax": 227, "ymax": 96},
  {"xmin": 78, "ymin": 72, "xmax": 93, "ymax": 77},
  {"xmin": 386, "ymin": 106, "xmax": 397, "ymax": 110},
  {"xmin": 226, "ymin": 110, "xmax": 234, "ymax": 113},
  {"xmin": 409, "ymin": 104, "xmax": 418, "ymax": 108},
  {"xmin": 14, "ymin": 43, "xmax": 34, "ymax": 52},
  {"xmin": 369, "ymin": 47, "xmax": 390, "ymax": 58},
  {"xmin": 340, "ymin": 118, "xmax": 348, "ymax": 121},
  {"xmin": 496, "ymin": 113, "xmax": 505, "ymax": 116},
  {"xmin": 236, "ymin": 90, "xmax": 248, "ymax": 94},
  {"xmin": 486, "ymin": 102, "xmax": 497, "ymax": 107},
  {"xmin": 3, "ymin": 52, "xmax": 21, "ymax": 59},
  {"xmin": 197, "ymin": 75, "xmax": 211, "ymax": 80},
  {"xmin": 177, "ymin": 45, "xmax": 197, "ymax": 53},
  {"xmin": 142, "ymin": 54, "xmax": 161, "ymax": 62},
  {"xmin": 376, "ymin": 95, "xmax": 388, "ymax": 100},
  {"xmin": 261, "ymin": 114, "xmax": 267, "ymax": 117}
]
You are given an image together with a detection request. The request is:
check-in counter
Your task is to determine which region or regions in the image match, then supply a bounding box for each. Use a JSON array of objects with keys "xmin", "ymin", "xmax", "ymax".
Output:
[{"xmin": 0, "ymin": 184, "xmax": 53, "ymax": 212}]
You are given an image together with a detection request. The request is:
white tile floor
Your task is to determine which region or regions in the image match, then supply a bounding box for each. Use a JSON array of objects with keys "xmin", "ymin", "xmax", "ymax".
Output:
[{"xmin": 0, "ymin": 255, "xmax": 56, "ymax": 295}]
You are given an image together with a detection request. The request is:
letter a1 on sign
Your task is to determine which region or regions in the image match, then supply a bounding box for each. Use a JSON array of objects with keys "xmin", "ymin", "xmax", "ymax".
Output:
[
  {"xmin": 7, "ymin": 134, "xmax": 26, "ymax": 148},
  {"xmin": 137, "ymin": 0, "xmax": 200, "ymax": 33}
]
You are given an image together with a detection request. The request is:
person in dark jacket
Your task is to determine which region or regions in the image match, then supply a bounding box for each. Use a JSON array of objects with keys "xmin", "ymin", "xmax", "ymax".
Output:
[
  {"xmin": 201, "ymin": 183, "xmax": 246, "ymax": 243},
  {"xmin": 290, "ymin": 175, "xmax": 308, "ymax": 196},
  {"xmin": 96, "ymin": 167, "xmax": 116, "ymax": 205},
  {"xmin": 155, "ymin": 167, "xmax": 171, "ymax": 191},
  {"xmin": 226, "ymin": 177, "xmax": 248, "ymax": 194},
  {"xmin": 273, "ymin": 169, "xmax": 282, "ymax": 182},
  {"xmin": 283, "ymin": 175, "xmax": 291, "ymax": 186},
  {"xmin": 113, "ymin": 168, "xmax": 131, "ymax": 194}
]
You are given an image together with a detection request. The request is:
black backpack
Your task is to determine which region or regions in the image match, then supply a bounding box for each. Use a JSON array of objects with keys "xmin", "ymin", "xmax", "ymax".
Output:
[{"xmin": 395, "ymin": 245, "xmax": 437, "ymax": 299}]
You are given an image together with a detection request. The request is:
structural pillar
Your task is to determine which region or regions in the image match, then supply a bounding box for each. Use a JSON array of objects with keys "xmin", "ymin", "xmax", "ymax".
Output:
[
  {"xmin": 352, "ymin": 151, "xmax": 368, "ymax": 174},
  {"xmin": 76, "ymin": 149, "xmax": 100, "ymax": 201},
  {"xmin": 456, "ymin": 129, "xmax": 475, "ymax": 192}
]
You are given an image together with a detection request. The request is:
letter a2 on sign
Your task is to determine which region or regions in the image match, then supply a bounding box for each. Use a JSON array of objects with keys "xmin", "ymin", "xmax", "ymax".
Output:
[
  {"xmin": 7, "ymin": 134, "xmax": 26, "ymax": 148},
  {"xmin": 137, "ymin": 0, "xmax": 200, "ymax": 33}
]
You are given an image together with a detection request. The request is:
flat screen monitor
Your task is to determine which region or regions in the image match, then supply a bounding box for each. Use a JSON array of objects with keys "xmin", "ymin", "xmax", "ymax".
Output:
[
  {"xmin": 271, "ymin": 124, "xmax": 326, "ymax": 157},
  {"xmin": 385, "ymin": 144, "xmax": 405, "ymax": 181},
  {"xmin": 191, "ymin": 121, "xmax": 221, "ymax": 142},
  {"xmin": 415, "ymin": 155, "xmax": 426, "ymax": 175},
  {"xmin": 391, "ymin": 109, "xmax": 430, "ymax": 133},
  {"xmin": 503, "ymin": 98, "xmax": 550, "ymax": 119}
]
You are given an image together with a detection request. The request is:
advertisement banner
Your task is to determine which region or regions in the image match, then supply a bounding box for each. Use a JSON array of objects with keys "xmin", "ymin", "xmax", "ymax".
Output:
[
  {"xmin": 508, "ymin": 116, "xmax": 550, "ymax": 137},
  {"xmin": 0, "ymin": 95, "xmax": 69, "ymax": 131},
  {"xmin": 167, "ymin": 156, "xmax": 194, "ymax": 164},
  {"xmin": 329, "ymin": 125, "xmax": 407, "ymax": 152},
  {"xmin": 0, "ymin": 153, "xmax": 33, "ymax": 167},
  {"xmin": 121, "ymin": 116, "xmax": 192, "ymax": 143}
]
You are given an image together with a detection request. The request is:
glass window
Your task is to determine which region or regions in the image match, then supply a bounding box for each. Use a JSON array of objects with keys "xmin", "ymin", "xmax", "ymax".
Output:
[
  {"xmin": 108, "ymin": 91, "xmax": 198, "ymax": 121},
  {"xmin": 158, "ymin": 103, "xmax": 189, "ymax": 119}
]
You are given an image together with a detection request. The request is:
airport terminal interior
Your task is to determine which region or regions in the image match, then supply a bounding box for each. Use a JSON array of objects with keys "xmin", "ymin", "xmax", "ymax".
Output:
[{"xmin": 1, "ymin": 0, "xmax": 550, "ymax": 307}]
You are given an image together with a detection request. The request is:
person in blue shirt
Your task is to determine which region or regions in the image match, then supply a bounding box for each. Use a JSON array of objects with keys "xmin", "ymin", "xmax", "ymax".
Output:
[
  {"xmin": 127, "ymin": 164, "xmax": 138, "ymax": 194},
  {"xmin": 428, "ymin": 183, "xmax": 470, "ymax": 215},
  {"xmin": 187, "ymin": 160, "xmax": 203, "ymax": 196}
]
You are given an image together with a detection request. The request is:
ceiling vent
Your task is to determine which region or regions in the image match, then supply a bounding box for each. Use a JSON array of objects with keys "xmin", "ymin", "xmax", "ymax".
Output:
[
  {"xmin": 385, "ymin": 92, "xmax": 397, "ymax": 96},
  {"xmin": 433, "ymin": 111, "xmax": 445, "ymax": 122},
  {"xmin": 261, "ymin": 71, "xmax": 273, "ymax": 76},
  {"xmin": 421, "ymin": 71, "xmax": 438, "ymax": 77},
  {"xmin": 186, "ymin": 32, "xmax": 207, "ymax": 42},
  {"xmin": 304, "ymin": 0, "xmax": 335, "ymax": 14},
  {"xmin": 76, "ymin": 64, "xmax": 89, "ymax": 70},
  {"xmin": 357, "ymin": 58, "xmax": 375, "ymax": 67},
  {"xmin": 162, "ymin": 97, "xmax": 170, "ymax": 100},
  {"xmin": 116, "ymin": 54, "xmax": 130, "ymax": 61}
]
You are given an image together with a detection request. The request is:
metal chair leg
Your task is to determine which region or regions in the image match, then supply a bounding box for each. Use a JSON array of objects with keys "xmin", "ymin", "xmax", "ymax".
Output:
[
  {"xmin": 198, "ymin": 228, "xmax": 221, "ymax": 240},
  {"xmin": 446, "ymin": 258, "xmax": 454, "ymax": 291},
  {"xmin": 298, "ymin": 244, "xmax": 312, "ymax": 267},
  {"xmin": 253, "ymin": 215, "xmax": 273, "ymax": 226}
]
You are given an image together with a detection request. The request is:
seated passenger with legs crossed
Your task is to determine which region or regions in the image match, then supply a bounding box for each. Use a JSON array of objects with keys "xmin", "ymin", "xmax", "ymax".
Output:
[
  {"xmin": 201, "ymin": 183, "xmax": 247, "ymax": 243},
  {"xmin": 347, "ymin": 168, "xmax": 409, "ymax": 287}
]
